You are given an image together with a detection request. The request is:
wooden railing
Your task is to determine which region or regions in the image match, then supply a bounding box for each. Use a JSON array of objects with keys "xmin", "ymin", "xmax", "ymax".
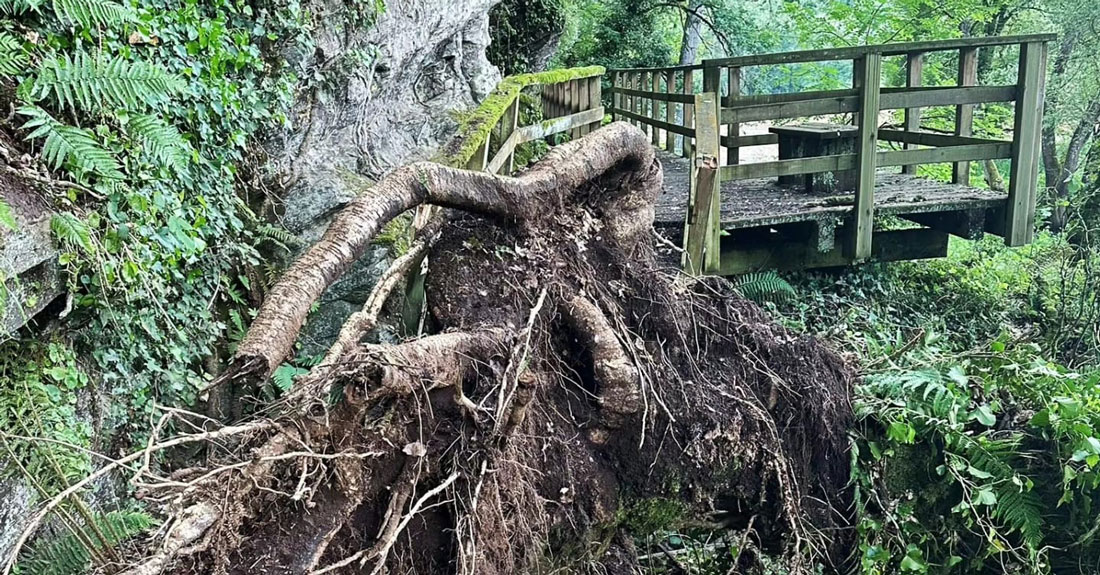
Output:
[
  {"xmin": 608, "ymin": 34, "xmax": 1054, "ymax": 274},
  {"xmin": 440, "ymin": 66, "xmax": 605, "ymax": 175}
]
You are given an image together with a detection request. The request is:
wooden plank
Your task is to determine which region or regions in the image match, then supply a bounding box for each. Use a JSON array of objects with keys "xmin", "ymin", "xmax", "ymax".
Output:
[
  {"xmin": 721, "ymin": 96, "xmax": 860, "ymax": 123},
  {"xmin": 720, "ymin": 133, "xmax": 779, "ymax": 148},
  {"xmin": 876, "ymin": 142, "xmax": 1011, "ymax": 167},
  {"xmin": 610, "ymin": 87, "xmax": 696, "ymax": 104},
  {"xmin": 702, "ymin": 34, "xmax": 1056, "ymax": 69},
  {"xmin": 665, "ymin": 70, "xmax": 675, "ymax": 151},
  {"xmin": 725, "ymin": 88, "xmax": 858, "ymax": 108},
  {"xmin": 514, "ymin": 107, "xmax": 605, "ymax": 144},
  {"xmin": 851, "ymin": 53, "xmax": 881, "ymax": 261},
  {"xmin": 682, "ymin": 69, "xmax": 694, "ymax": 158},
  {"xmin": 609, "ymin": 108, "xmax": 694, "ymax": 137},
  {"xmin": 720, "ymin": 154, "xmax": 857, "ymax": 180},
  {"xmin": 467, "ymin": 138, "xmax": 489, "ymax": 171},
  {"xmin": 879, "ymin": 85, "xmax": 1015, "ymax": 109},
  {"xmin": 609, "ymin": 63, "xmax": 703, "ymax": 73},
  {"xmin": 1005, "ymin": 41, "xmax": 1045, "ymax": 246},
  {"xmin": 954, "ymin": 47, "xmax": 978, "ymax": 184},
  {"xmin": 903, "ymin": 52, "xmax": 923, "ymax": 175},
  {"xmin": 726, "ymin": 66, "xmax": 741, "ymax": 166},
  {"xmin": 588, "ymin": 76, "xmax": 602, "ymax": 132},
  {"xmin": 903, "ymin": 209, "xmax": 987, "ymax": 240},
  {"xmin": 611, "ymin": 72, "xmax": 621, "ymax": 121},
  {"xmin": 715, "ymin": 228, "xmax": 949, "ymax": 275},
  {"xmin": 494, "ymin": 97, "xmax": 521, "ymax": 175},
  {"xmin": 650, "ymin": 71, "xmax": 660, "ymax": 145},
  {"xmin": 684, "ymin": 92, "xmax": 721, "ymax": 275},
  {"xmin": 576, "ymin": 78, "xmax": 590, "ymax": 137},
  {"xmin": 879, "ymin": 129, "xmax": 1005, "ymax": 147}
]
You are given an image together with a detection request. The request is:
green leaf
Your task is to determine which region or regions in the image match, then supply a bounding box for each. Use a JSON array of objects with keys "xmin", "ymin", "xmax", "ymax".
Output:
[
  {"xmin": 972, "ymin": 404, "xmax": 996, "ymax": 427},
  {"xmin": 0, "ymin": 32, "xmax": 29, "ymax": 76},
  {"xmin": 31, "ymin": 51, "xmax": 183, "ymax": 113},
  {"xmin": 51, "ymin": 0, "xmax": 134, "ymax": 29},
  {"xmin": 19, "ymin": 106, "xmax": 123, "ymax": 180},
  {"xmin": 0, "ymin": 199, "xmax": 17, "ymax": 231}
]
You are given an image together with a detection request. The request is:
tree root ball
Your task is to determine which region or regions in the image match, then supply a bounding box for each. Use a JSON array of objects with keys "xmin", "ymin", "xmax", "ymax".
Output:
[{"xmin": 122, "ymin": 123, "xmax": 855, "ymax": 575}]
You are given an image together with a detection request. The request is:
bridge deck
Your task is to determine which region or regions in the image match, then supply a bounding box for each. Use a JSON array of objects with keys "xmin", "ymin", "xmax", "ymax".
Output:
[{"xmin": 653, "ymin": 150, "xmax": 1007, "ymax": 232}]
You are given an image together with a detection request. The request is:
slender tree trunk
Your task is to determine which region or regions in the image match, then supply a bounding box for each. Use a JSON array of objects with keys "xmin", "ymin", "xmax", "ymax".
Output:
[{"xmin": 678, "ymin": 0, "xmax": 705, "ymax": 65}]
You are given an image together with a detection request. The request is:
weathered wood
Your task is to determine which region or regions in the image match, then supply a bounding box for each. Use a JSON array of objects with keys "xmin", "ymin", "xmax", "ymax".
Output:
[
  {"xmin": 587, "ymin": 76, "xmax": 602, "ymax": 132},
  {"xmin": 725, "ymin": 88, "xmax": 859, "ymax": 108},
  {"xmin": 879, "ymin": 85, "xmax": 1015, "ymax": 110},
  {"xmin": 1005, "ymin": 41, "xmax": 1046, "ymax": 246},
  {"xmin": 720, "ymin": 133, "xmax": 779, "ymax": 148},
  {"xmin": 954, "ymin": 47, "xmax": 978, "ymax": 184},
  {"xmin": 701, "ymin": 34, "xmax": 1056, "ymax": 69},
  {"xmin": 609, "ymin": 62, "xmax": 703, "ymax": 73},
  {"xmin": 903, "ymin": 52, "xmax": 923, "ymax": 175},
  {"xmin": 467, "ymin": 137, "xmax": 490, "ymax": 171},
  {"xmin": 609, "ymin": 108, "xmax": 694, "ymax": 137},
  {"xmin": 611, "ymin": 72, "xmax": 621, "ymax": 121},
  {"xmin": 850, "ymin": 53, "xmax": 881, "ymax": 260},
  {"xmin": 650, "ymin": 71, "xmax": 660, "ymax": 145},
  {"xmin": 489, "ymin": 97, "xmax": 521, "ymax": 175},
  {"xmin": 726, "ymin": 66, "xmax": 741, "ymax": 166},
  {"xmin": 715, "ymin": 228, "xmax": 949, "ymax": 275},
  {"xmin": 721, "ymin": 95, "xmax": 860, "ymax": 124},
  {"xmin": 876, "ymin": 142, "xmax": 1012, "ymax": 167},
  {"xmin": 682, "ymin": 69, "xmax": 695, "ymax": 158},
  {"xmin": 720, "ymin": 154, "xmax": 857, "ymax": 180},
  {"xmin": 684, "ymin": 92, "xmax": 721, "ymax": 274},
  {"xmin": 879, "ymin": 129, "xmax": 1005, "ymax": 148},
  {"xmin": 514, "ymin": 107, "xmax": 606, "ymax": 144},
  {"xmin": 664, "ymin": 70, "xmax": 676, "ymax": 151},
  {"xmin": 902, "ymin": 209, "xmax": 986, "ymax": 240},
  {"xmin": 576, "ymin": 78, "xmax": 591, "ymax": 137}
]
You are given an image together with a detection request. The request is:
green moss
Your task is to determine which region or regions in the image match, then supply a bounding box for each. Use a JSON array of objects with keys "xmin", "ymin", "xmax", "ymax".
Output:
[
  {"xmin": 439, "ymin": 66, "xmax": 605, "ymax": 168},
  {"xmin": 619, "ymin": 497, "xmax": 686, "ymax": 535}
]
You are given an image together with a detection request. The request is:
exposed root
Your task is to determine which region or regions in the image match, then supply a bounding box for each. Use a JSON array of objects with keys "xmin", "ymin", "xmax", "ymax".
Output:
[{"xmin": 37, "ymin": 123, "xmax": 855, "ymax": 575}]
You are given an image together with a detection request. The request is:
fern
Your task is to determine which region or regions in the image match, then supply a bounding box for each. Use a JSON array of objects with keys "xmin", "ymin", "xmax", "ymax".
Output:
[
  {"xmin": 50, "ymin": 212, "xmax": 94, "ymax": 253},
  {"xmin": 19, "ymin": 106, "xmax": 123, "ymax": 180},
  {"xmin": 51, "ymin": 0, "xmax": 133, "ymax": 29},
  {"xmin": 0, "ymin": 0, "xmax": 40, "ymax": 15},
  {"xmin": 31, "ymin": 51, "xmax": 182, "ymax": 112},
  {"xmin": 19, "ymin": 510, "xmax": 154, "ymax": 575},
  {"xmin": 127, "ymin": 113, "xmax": 189, "ymax": 169},
  {"xmin": 0, "ymin": 32, "xmax": 28, "ymax": 76},
  {"xmin": 734, "ymin": 271, "xmax": 796, "ymax": 305}
]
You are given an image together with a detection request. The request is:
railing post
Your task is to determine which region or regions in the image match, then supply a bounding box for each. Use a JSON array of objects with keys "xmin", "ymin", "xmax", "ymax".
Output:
[
  {"xmin": 1005, "ymin": 41, "xmax": 1046, "ymax": 246},
  {"xmin": 903, "ymin": 51, "xmax": 923, "ymax": 175},
  {"xmin": 684, "ymin": 91, "xmax": 721, "ymax": 275},
  {"xmin": 954, "ymin": 47, "xmax": 978, "ymax": 184},
  {"xmin": 682, "ymin": 69, "xmax": 695, "ymax": 159},
  {"xmin": 649, "ymin": 71, "xmax": 660, "ymax": 145},
  {"xmin": 588, "ymin": 75, "xmax": 602, "ymax": 132},
  {"xmin": 502, "ymin": 97, "xmax": 519, "ymax": 174},
  {"xmin": 630, "ymin": 72, "xmax": 640, "ymax": 128},
  {"xmin": 851, "ymin": 53, "xmax": 881, "ymax": 261},
  {"xmin": 611, "ymin": 71, "xmax": 621, "ymax": 122},
  {"xmin": 664, "ymin": 70, "xmax": 675, "ymax": 152},
  {"xmin": 725, "ymin": 67, "xmax": 741, "ymax": 166}
]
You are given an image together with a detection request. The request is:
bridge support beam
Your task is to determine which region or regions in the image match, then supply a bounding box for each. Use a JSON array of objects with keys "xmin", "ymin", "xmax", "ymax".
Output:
[{"xmin": 849, "ymin": 53, "xmax": 881, "ymax": 261}]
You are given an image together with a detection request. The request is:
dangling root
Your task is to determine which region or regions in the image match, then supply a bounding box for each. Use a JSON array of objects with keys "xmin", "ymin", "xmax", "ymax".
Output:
[{"xmin": 14, "ymin": 123, "xmax": 856, "ymax": 575}]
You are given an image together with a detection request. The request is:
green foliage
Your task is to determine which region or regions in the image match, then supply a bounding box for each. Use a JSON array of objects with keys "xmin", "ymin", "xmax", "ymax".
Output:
[
  {"xmin": 123, "ymin": 112, "xmax": 190, "ymax": 170},
  {"xmin": 0, "ymin": 198, "xmax": 16, "ymax": 231},
  {"xmin": 19, "ymin": 510, "xmax": 155, "ymax": 575},
  {"xmin": 50, "ymin": 0, "xmax": 134, "ymax": 29},
  {"xmin": 488, "ymin": 0, "xmax": 566, "ymax": 75},
  {"xmin": 20, "ymin": 106, "xmax": 123, "ymax": 180},
  {"xmin": 30, "ymin": 51, "xmax": 182, "ymax": 112},
  {"xmin": 0, "ymin": 341, "xmax": 92, "ymax": 492},
  {"xmin": 734, "ymin": 271, "xmax": 796, "ymax": 305},
  {"xmin": 0, "ymin": 31, "xmax": 28, "ymax": 74}
]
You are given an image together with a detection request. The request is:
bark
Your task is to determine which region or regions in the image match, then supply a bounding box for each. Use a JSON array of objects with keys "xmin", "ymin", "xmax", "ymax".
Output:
[{"xmin": 678, "ymin": 0, "xmax": 705, "ymax": 65}]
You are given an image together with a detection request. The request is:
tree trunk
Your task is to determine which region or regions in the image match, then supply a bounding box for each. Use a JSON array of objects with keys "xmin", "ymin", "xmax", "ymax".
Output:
[{"xmin": 678, "ymin": 0, "xmax": 705, "ymax": 65}]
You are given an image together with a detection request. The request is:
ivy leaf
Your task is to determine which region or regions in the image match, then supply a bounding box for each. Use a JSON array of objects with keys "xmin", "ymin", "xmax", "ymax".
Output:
[
  {"xmin": 0, "ymin": 199, "xmax": 17, "ymax": 231},
  {"xmin": 971, "ymin": 404, "xmax": 996, "ymax": 427}
]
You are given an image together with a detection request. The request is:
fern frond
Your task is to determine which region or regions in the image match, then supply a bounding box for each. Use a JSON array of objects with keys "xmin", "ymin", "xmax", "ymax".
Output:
[
  {"xmin": 50, "ymin": 212, "xmax": 94, "ymax": 252},
  {"xmin": 32, "ymin": 51, "xmax": 183, "ymax": 112},
  {"xmin": 127, "ymin": 113, "xmax": 189, "ymax": 169},
  {"xmin": 0, "ymin": 32, "xmax": 29, "ymax": 76},
  {"xmin": 993, "ymin": 483, "xmax": 1045, "ymax": 549},
  {"xmin": 0, "ymin": 0, "xmax": 41, "ymax": 15},
  {"xmin": 19, "ymin": 510, "xmax": 154, "ymax": 575},
  {"xmin": 735, "ymin": 271, "xmax": 796, "ymax": 305},
  {"xmin": 50, "ymin": 0, "xmax": 134, "ymax": 29},
  {"xmin": 19, "ymin": 106, "xmax": 123, "ymax": 180}
]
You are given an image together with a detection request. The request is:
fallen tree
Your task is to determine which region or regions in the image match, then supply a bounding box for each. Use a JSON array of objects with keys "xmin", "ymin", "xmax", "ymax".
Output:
[{"xmin": 12, "ymin": 122, "xmax": 855, "ymax": 574}]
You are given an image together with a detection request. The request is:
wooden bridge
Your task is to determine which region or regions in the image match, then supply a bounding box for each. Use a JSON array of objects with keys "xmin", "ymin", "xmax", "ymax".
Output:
[{"xmin": 439, "ymin": 34, "xmax": 1053, "ymax": 277}]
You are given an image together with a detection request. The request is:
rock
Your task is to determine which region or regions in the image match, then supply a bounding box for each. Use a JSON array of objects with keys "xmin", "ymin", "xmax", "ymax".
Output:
[
  {"xmin": 0, "ymin": 170, "xmax": 63, "ymax": 336},
  {"xmin": 266, "ymin": 0, "xmax": 502, "ymax": 349}
]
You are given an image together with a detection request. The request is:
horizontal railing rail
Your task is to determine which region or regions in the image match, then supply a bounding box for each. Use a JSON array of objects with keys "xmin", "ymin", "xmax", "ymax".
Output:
[{"xmin": 608, "ymin": 35, "xmax": 1052, "ymax": 274}]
